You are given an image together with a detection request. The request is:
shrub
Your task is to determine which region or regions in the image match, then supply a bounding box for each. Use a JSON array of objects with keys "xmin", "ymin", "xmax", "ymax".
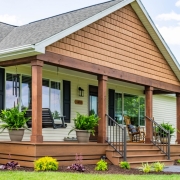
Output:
[
  {"xmin": 119, "ymin": 161, "xmax": 130, "ymax": 169},
  {"xmin": 95, "ymin": 159, "xmax": 108, "ymax": 171},
  {"xmin": 0, "ymin": 161, "xmax": 20, "ymax": 170},
  {"xmin": 177, "ymin": 159, "xmax": 180, "ymax": 163},
  {"xmin": 34, "ymin": 157, "xmax": 58, "ymax": 171},
  {"xmin": 152, "ymin": 162, "xmax": 164, "ymax": 172},
  {"xmin": 139, "ymin": 163, "xmax": 152, "ymax": 173},
  {"xmin": 67, "ymin": 153, "xmax": 85, "ymax": 172}
]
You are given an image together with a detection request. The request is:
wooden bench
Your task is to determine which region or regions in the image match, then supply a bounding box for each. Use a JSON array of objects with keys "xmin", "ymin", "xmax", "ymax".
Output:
[{"xmin": 25, "ymin": 108, "xmax": 67, "ymax": 129}]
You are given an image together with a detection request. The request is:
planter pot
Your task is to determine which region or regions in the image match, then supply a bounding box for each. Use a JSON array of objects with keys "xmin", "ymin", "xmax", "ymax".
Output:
[
  {"xmin": 76, "ymin": 130, "xmax": 90, "ymax": 143},
  {"xmin": 160, "ymin": 137, "xmax": 171, "ymax": 144},
  {"xmin": 8, "ymin": 129, "xmax": 24, "ymax": 141}
]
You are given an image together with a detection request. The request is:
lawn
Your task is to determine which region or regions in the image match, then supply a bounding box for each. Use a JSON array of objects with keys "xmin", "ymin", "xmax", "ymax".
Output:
[{"xmin": 0, "ymin": 172, "xmax": 179, "ymax": 180}]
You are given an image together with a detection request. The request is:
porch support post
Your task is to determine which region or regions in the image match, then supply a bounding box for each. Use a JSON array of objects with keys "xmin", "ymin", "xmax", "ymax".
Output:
[
  {"xmin": 30, "ymin": 60, "xmax": 44, "ymax": 143},
  {"xmin": 97, "ymin": 75, "xmax": 108, "ymax": 143},
  {"xmin": 176, "ymin": 93, "xmax": 180, "ymax": 144},
  {"xmin": 145, "ymin": 86, "xmax": 153, "ymax": 143}
]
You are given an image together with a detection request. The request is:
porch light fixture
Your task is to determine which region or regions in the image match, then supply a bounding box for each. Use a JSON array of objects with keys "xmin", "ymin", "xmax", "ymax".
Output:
[{"xmin": 78, "ymin": 87, "xmax": 84, "ymax": 97}]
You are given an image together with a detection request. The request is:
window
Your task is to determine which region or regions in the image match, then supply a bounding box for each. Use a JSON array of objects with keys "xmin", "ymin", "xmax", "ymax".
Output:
[
  {"xmin": 50, "ymin": 81, "xmax": 61, "ymax": 118},
  {"xmin": 89, "ymin": 85, "xmax": 98, "ymax": 115},
  {"xmin": 21, "ymin": 75, "xmax": 32, "ymax": 109},
  {"xmin": 6, "ymin": 73, "xmax": 62, "ymax": 115},
  {"xmin": 42, "ymin": 79, "xmax": 50, "ymax": 108},
  {"xmin": 6, "ymin": 73, "xmax": 20, "ymax": 109},
  {"xmin": 115, "ymin": 93, "xmax": 123, "ymax": 124},
  {"xmin": 124, "ymin": 94, "xmax": 145, "ymax": 126}
]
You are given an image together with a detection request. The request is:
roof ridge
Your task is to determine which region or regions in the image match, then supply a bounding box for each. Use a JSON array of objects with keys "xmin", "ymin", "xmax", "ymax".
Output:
[{"xmin": 28, "ymin": 0, "xmax": 118, "ymax": 25}]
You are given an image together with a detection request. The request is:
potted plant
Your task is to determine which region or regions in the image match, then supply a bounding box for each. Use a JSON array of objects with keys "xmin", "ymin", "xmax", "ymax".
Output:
[
  {"xmin": 0, "ymin": 105, "xmax": 30, "ymax": 141},
  {"xmin": 68, "ymin": 112, "xmax": 99, "ymax": 143},
  {"xmin": 157, "ymin": 122, "xmax": 175, "ymax": 144}
]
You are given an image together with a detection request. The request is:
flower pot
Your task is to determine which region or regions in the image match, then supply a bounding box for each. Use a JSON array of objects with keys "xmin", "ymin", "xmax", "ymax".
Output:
[
  {"xmin": 76, "ymin": 130, "xmax": 90, "ymax": 143},
  {"xmin": 8, "ymin": 129, "xmax": 24, "ymax": 141},
  {"xmin": 160, "ymin": 137, "xmax": 171, "ymax": 144}
]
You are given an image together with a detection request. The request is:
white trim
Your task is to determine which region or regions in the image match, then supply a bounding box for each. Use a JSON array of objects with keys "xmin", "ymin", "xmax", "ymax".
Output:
[
  {"xmin": 136, "ymin": 0, "xmax": 180, "ymax": 71},
  {"xmin": 34, "ymin": 0, "xmax": 135, "ymax": 50}
]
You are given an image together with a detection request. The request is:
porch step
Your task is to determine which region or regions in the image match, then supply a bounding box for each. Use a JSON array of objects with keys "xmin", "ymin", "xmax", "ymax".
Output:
[
  {"xmin": 106, "ymin": 145, "xmax": 174, "ymax": 168},
  {"xmin": 106, "ymin": 148, "xmax": 162, "ymax": 155}
]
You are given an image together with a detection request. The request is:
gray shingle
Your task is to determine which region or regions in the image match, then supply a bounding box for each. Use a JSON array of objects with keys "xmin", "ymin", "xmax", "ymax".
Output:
[
  {"xmin": 0, "ymin": 0, "xmax": 123, "ymax": 50},
  {"xmin": 0, "ymin": 22, "xmax": 16, "ymax": 43}
]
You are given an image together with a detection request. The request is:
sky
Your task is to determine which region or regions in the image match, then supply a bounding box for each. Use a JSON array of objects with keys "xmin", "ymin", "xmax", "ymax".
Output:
[{"xmin": 0, "ymin": 0, "xmax": 180, "ymax": 62}]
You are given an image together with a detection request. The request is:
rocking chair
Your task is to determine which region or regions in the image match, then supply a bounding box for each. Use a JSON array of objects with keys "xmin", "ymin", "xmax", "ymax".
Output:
[{"xmin": 124, "ymin": 115, "xmax": 145, "ymax": 143}]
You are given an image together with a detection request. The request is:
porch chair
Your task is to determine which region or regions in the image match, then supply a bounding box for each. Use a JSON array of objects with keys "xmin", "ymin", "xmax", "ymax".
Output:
[
  {"xmin": 25, "ymin": 108, "xmax": 67, "ymax": 129},
  {"xmin": 124, "ymin": 115, "xmax": 145, "ymax": 142}
]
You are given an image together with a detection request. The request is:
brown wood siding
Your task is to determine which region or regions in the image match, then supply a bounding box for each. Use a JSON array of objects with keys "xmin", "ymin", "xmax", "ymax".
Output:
[{"xmin": 46, "ymin": 5, "xmax": 180, "ymax": 86}]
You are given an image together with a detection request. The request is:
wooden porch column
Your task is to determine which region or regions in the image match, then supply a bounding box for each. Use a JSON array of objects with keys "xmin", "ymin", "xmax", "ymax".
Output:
[
  {"xmin": 145, "ymin": 86, "xmax": 153, "ymax": 143},
  {"xmin": 30, "ymin": 60, "xmax": 44, "ymax": 143},
  {"xmin": 176, "ymin": 93, "xmax": 180, "ymax": 144},
  {"xmin": 97, "ymin": 75, "xmax": 108, "ymax": 143}
]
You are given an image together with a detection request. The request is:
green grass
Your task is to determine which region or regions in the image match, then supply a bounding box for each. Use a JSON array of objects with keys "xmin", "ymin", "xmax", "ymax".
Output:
[{"xmin": 0, "ymin": 172, "xmax": 179, "ymax": 180}]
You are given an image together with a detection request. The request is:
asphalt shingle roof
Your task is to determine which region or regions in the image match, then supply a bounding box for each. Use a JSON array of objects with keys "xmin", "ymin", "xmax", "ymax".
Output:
[
  {"xmin": 0, "ymin": 0, "xmax": 123, "ymax": 51},
  {"xmin": 0, "ymin": 22, "xmax": 16, "ymax": 43}
]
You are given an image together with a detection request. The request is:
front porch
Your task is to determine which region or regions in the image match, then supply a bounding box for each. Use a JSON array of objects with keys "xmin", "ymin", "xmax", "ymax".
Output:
[
  {"xmin": 0, "ymin": 141, "xmax": 179, "ymax": 168},
  {"xmin": 0, "ymin": 51, "xmax": 180, "ymax": 167}
]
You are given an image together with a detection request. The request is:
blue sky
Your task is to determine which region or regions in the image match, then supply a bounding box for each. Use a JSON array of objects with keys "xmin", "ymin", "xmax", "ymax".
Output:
[{"xmin": 0, "ymin": 0, "xmax": 180, "ymax": 62}]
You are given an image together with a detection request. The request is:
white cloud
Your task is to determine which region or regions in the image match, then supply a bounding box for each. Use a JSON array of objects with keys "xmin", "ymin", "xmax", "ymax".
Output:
[
  {"xmin": 157, "ymin": 25, "xmax": 180, "ymax": 45},
  {"xmin": 156, "ymin": 11, "xmax": 180, "ymax": 21},
  {"xmin": 0, "ymin": 14, "xmax": 23, "ymax": 25},
  {"xmin": 176, "ymin": 0, "xmax": 180, "ymax": 7}
]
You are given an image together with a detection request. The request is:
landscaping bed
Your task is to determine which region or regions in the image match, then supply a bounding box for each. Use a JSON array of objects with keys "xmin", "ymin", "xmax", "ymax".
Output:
[{"xmin": 1, "ymin": 164, "xmax": 180, "ymax": 175}]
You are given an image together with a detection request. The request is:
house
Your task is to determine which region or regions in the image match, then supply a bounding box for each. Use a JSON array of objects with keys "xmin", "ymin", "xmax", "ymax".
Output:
[{"xmin": 0, "ymin": 0, "xmax": 179, "ymax": 167}]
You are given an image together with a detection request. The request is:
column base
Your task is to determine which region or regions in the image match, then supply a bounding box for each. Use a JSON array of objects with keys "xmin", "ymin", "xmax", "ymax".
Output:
[
  {"xmin": 31, "ymin": 135, "xmax": 43, "ymax": 143},
  {"xmin": 97, "ymin": 136, "xmax": 106, "ymax": 143},
  {"xmin": 145, "ymin": 137, "xmax": 151, "ymax": 144},
  {"xmin": 176, "ymin": 139, "xmax": 180, "ymax": 144}
]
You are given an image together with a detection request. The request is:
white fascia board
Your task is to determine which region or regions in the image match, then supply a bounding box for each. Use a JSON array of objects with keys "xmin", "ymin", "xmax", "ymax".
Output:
[
  {"xmin": 0, "ymin": 44, "xmax": 43, "ymax": 61},
  {"xmin": 35, "ymin": 0, "xmax": 135, "ymax": 50},
  {"xmin": 136, "ymin": 0, "xmax": 180, "ymax": 71}
]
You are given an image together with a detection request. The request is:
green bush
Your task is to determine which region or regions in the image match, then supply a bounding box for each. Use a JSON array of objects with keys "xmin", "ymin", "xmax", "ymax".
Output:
[
  {"xmin": 119, "ymin": 161, "xmax": 130, "ymax": 169},
  {"xmin": 69, "ymin": 112, "xmax": 99, "ymax": 135},
  {"xmin": 95, "ymin": 159, "xmax": 108, "ymax": 171},
  {"xmin": 139, "ymin": 163, "xmax": 152, "ymax": 173},
  {"xmin": 152, "ymin": 162, "xmax": 164, "ymax": 172},
  {"xmin": 0, "ymin": 105, "xmax": 30, "ymax": 132},
  {"xmin": 177, "ymin": 159, "xmax": 180, "ymax": 163},
  {"xmin": 34, "ymin": 157, "xmax": 59, "ymax": 171}
]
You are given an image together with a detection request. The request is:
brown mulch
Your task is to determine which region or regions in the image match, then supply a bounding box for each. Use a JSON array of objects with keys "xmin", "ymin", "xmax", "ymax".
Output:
[{"xmin": 1, "ymin": 164, "xmax": 180, "ymax": 175}]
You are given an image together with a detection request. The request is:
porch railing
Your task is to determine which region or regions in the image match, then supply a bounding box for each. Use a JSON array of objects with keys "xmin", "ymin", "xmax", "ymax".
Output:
[
  {"xmin": 146, "ymin": 116, "xmax": 170, "ymax": 160},
  {"xmin": 105, "ymin": 114, "xmax": 126, "ymax": 161}
]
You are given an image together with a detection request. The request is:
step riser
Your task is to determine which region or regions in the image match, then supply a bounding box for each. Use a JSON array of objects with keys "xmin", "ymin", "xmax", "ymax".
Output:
[
  {"xmin": 113, "ymin": 151, "xmax": 161, "ymax": 156},
  {"xmin": 118, "ymin": 156, "xmax": 167, "ymax": 162},
  {"xmin": 108, "ymin": 146, "xmax": 158, "ymax": 150}
]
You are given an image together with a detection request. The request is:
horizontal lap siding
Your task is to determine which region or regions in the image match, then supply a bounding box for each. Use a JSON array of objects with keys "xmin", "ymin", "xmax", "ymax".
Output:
[
  {"xmin": 46, "ymin": 5, "xmax": 180, "ymax": 86},
  {"xmin": 153, "ymin": 95, "xmax": 176, "ymax": 144}
]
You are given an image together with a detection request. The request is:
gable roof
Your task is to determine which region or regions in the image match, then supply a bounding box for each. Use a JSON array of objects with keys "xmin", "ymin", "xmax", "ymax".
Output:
[
  {"xmin": 0, "ymin": 22, "xmax": 16, "ymax": 42},
  {"xmin": 0, "ymin": 0, "xmax": 180, "ymax": 81}
]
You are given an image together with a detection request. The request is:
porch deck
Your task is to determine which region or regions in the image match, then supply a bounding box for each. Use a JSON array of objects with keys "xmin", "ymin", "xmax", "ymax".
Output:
[
  {"xmin": 0, "ymin": 141, "xmax": 179, "ymax": 168},
  {"xmin": 0, "ymin": 141, "xmax": 108, "ymax": 167}
]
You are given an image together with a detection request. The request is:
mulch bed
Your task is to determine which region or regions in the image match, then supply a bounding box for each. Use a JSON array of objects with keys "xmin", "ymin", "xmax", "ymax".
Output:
[{"xmin": 1, "ymin": 164, "xmax": 180, "ymax": 175}]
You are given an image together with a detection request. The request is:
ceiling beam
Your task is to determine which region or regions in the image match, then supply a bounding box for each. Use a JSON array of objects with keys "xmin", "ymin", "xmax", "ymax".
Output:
[{"xmin": 37, "ymin": 51, "xmax": 180, "ymax": 93}]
